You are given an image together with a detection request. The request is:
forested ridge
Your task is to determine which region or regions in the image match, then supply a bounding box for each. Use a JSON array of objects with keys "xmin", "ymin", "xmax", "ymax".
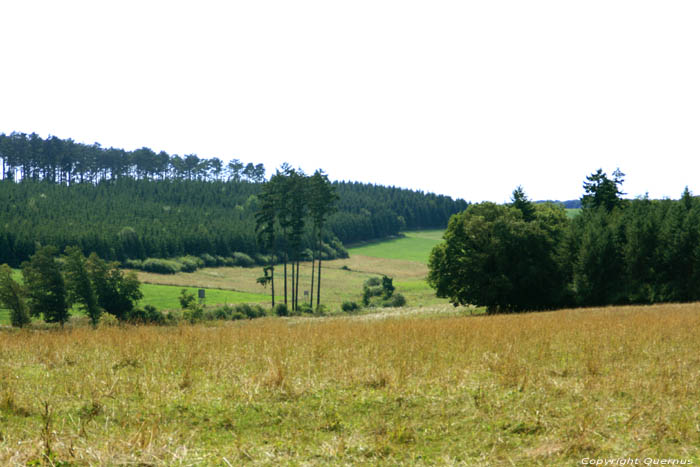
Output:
[{"xmin": 0, "ymin": 133, "xmax": 467, "ymax": 266}]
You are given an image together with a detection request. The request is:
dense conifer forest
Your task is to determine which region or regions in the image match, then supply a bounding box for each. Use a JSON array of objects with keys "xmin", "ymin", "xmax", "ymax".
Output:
[
  {"xmin": 0, "ymin": 132, "xmax": 467, "ymax": 266},
  {"xmin": 429, "ymin": 171, "xmax": 700, "ymax": 312}
]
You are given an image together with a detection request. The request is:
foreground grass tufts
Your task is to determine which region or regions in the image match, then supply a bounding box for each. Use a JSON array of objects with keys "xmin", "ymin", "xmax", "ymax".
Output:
[{"xmin": 1, "ymin": 303, "xmax": 699, "ymax": 464}]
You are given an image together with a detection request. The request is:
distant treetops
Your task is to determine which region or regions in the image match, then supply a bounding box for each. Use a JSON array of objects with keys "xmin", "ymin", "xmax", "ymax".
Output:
[
  {"xmin": 0, "ymin": 132, "xmax": 264, "ymax": 183},
  {"xmin": 428, "ymin": 169, "xmax": 700, "ymax": 312}
]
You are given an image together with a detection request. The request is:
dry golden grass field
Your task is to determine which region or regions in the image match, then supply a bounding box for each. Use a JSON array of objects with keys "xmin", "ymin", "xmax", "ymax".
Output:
[{"xmin": 1, "ymin": 303, "xmax": 699, "ymax": 465}]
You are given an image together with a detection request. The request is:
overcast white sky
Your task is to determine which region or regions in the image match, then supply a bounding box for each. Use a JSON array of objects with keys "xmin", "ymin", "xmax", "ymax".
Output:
[{"xmin": 1, "ymin": 1, "xmax": 699, "ymax": 202}]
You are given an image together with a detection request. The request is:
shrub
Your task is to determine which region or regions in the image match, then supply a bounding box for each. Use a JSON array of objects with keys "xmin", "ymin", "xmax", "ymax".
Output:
[
  {"xmin": 231, "ymin": 310, "xmax": 246, "ymax": 320},
  {"xmin": 314, "ymin": 304, "xmax": 329, "ymax": 316},
  {"xmin": 232, "ymin": 252, "xmax": 255, "ymax": 268},
  {"xmin": 217, "ymin": 256, "xmax": 235, "ymax": 267},
  {"xmin": 253, "ymin": 254, "xmax": 269, "ymax": 266},
  {"xmin": 165, "ymin": 310, "xmax": 182, "ymax": 324},
  {"xmin": 390, "ymin": 293, "xmax": 406, "ymax": 307},
  {"xmin": 127, "ymin": 305, "xmax": 165, "ymax": 325},
  {"xmin": 341, "ymin": 301, "xmax": 360, "ymax": 313},
  {"xmin": 142, "ymin": 258, "xmax": 181, "ymax": 274},
  {"xmin": 214, "ymin": 305, "xmax": 233, "ymax": 320},
  {"xmin": 199, "ymin": 253, "xmax": 218, "ymax": 267},
  {"xmin": 274, "ymin": 303, "xmax": 289, "ymax": 316},
  {"xmin": 183, "ymin": 305, "xmax": 204, "ymax": 323},
  {"xmin": 177, "ymin": 256, "xmax": 204, "ymax": 273},
  {"xmin": 202, "ymin": 309, "xmax": 217, "ymax": 321},
  {"xmin": 298, "ymin": 303, "xmax": 313, "ymax": 315},
  {"xmin": 253, "ymin": 305, "xmax": 267, "ymax": 318},
  {"xmin": 179, "ymin": 289, "xmax": 196, "ymax": 309},
  {"xmin": 99, "ymin": 313, "xmax": 119, "ymax": 327},
  {"xmin": 123, "ymin": 259, "xmax": 143, "ymax": 269},
  {"xmin": 330, "ymin": 239, "xmax": 349, "ymax": 259}
]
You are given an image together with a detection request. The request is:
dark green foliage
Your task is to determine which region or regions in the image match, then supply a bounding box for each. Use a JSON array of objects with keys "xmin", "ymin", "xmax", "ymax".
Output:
[
  {"xmin": 0, "ymin": 133, "xmax": 464, "ymax": 267},
  {"xmin": 22, "ymin": 246, "xmax": 70, "ymax": 326},
  {"xmin": 177, "ymin": 256, "xmax": 204, "ymax": 272},
  {"xmin": 274, "ymin": 303, "xmax": 289, "ymax": 316},
  {"xmin": 183, "ymin": 305, "xmax": 204, "ymax": 324},
  {"xmin": 232, "ymin": 252, "xmax": 255, "ymax": 268},
  {"xmin": 570, "ymin": 208, "xmax": 625, "ymax": 306},
  {"xmin": 511, "ymin": 186, "xmax": 536, "ymax": 222},
  {"xmin": 430, "ymin": 175, "xmax": 700, "ymax": 312},
  {"xmin": 178, "ymin": 289, "xmax": 196, "ymax": 309},
  {"xmin": 341, "ymin": 301, "xmax": 360, "ymax": 313},
  {"xmin": 0, "ymin": 178, "xmax": 455, "ymax": 268},
  {"xmin": 361, "ymin": 275, "xmax": 405, "ymax": 308},
  {"xmin": 128, "ymin": 305, "xmax": 165, "ymax": 325},
  {"xmin": 381, "ymin": 276, "xmax": 395, "ymax": 298},
  {"xmin": 142, "ymin": 258, "xmax": 182, "ymax": 274},
  {"xmin": 389, "ymin": 293, "xmax": 406, "ymax": 308},
  {"xmin": 234, "ymin": 303, "xmax": 266, "ymax": 319},
  {"xmin": 0, "ymin": 264, "xmax": 30, "ymax": 327},
  {"xmin": 87, "ymin": 253, "xmax": 143, "ymax": 321},
  {"xmin": 428, "ymin": 201, "xmax": 570, "ymax": 313},
  {"xmin": 63, "ymin": 246, "xmax": 101, "ymax": 327},
  {"xmin": 362, "ymin": 277, "xmax": 384, "ymax": 306},
  {"xmin": 581, "ymin": 168, "xmax": 625, "ymax": 212}
]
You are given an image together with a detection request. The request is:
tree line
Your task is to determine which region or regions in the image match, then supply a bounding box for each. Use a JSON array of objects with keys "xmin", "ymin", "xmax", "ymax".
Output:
[
  {"xmin": 0, "ymin": 132, "xmax": 265, "ymax": 183},
  {"xmin": 0, "ymin": 246, "xmax": 142, "ymax": 328},
  {"xmin": 429, "ymin": 169, "xmax": 700, "ymax": 312}
]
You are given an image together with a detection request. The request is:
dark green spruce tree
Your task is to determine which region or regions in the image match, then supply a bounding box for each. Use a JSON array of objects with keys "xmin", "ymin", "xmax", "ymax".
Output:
[
  {"xmin": 0, "ymin": 264, "xmax": 31, "ymax": 327},
  {"xmin": 22, "ymin": 246, "xmax": 70, "ymax": 327},
  {"xmin": 308, "ymin": 170, "xmax": 338, "ymax": 310},
  {"xmin": 64, "ymin": 246, "xmax": 102, "ymax": 328}
]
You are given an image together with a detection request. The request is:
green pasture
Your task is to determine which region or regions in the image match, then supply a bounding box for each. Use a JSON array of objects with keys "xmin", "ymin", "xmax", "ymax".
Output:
[
  {"xmin": 1, "ymin": 230, "xmax": 448, "ymax": 325},
  {"xmin": 347, "ymin": 230, "xmax": 444, "ymax": 264},
  {"xmin": 0, "ymin": 276, "xmax": 269, "ymax": 325},
  {"xmin": 138, "ymin": 283, "xmax": 268, "ymax": 310}
]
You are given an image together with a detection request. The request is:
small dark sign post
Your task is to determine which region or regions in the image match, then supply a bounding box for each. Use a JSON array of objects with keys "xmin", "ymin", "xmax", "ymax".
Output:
[{"xmin": 198, "ymin": 289, "xmax": 205, "ymax": 304}]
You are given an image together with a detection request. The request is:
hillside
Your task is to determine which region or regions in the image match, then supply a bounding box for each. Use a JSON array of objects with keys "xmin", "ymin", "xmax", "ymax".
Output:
[{"xmin": 0, "ymin": 178, "xmax": 466, "ymax": 267}]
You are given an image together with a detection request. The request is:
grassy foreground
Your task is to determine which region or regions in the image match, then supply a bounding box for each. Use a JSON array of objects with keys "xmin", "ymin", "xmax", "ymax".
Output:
[{"xmin": 1, "ymin": 303, "xmax": 699, "ymax": 465}]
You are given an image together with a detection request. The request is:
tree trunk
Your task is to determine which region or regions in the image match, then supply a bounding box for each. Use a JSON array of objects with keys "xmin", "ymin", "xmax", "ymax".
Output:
[
  {"xmin": 310, "ymin": 250, "xmax": 315, "ymax": 309},
  {"xmin": 291, "ymin": 257, "xmax": 296, "ymax": 311},
  {"xmin": 283, "ymin": 255, "xmax": 288, "ymax": 307},
  {"xmin": 270, "ymin": 263, "xmax": 275, "ymax": 308},
  {"xmin": 316, "ymin": 234, "xmax": 323, "ymax": 310},
  {"xmin": 295, "ymin": 260, "xmax": 300, "ymax": 310}
]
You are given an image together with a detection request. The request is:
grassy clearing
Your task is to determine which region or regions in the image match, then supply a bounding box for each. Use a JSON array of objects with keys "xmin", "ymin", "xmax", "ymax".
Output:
[
  {"xmin": 130, "ymin": 248, "xmax": 448, "ymax": 311},
  {"xmin": 139, "ymin": 283, "xmax": 269, "ymax": 310},
  {"xmin": 347, "ymin": 230, "xmax": 444, "ymax": 264},
  {"xmin": 1, "ymin": 303, "xmax": 699, "ymax": 464}
]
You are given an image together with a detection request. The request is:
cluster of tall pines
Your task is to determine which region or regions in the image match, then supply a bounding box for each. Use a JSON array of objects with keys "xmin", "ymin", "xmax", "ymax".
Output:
[
  {"xmin": 429, "ymin": 169, "xmax": 700, "ymax": 312},
  {"xmin": 0, "ymin": 133, "xmax": 467, "ymax": 267},
  {"xmin": 255, "ymin": 165, "xmax": 336, "ymax": 312}
]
